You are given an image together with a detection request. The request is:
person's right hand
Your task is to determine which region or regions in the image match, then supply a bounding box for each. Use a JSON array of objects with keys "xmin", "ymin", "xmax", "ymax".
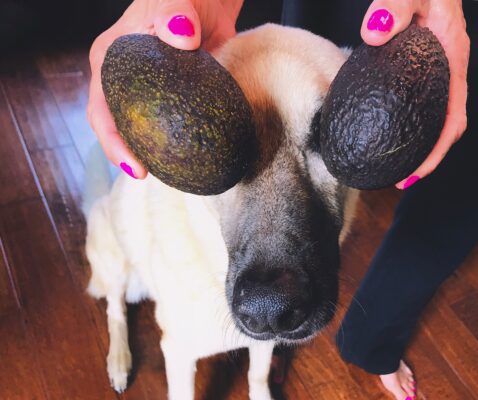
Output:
[
  {"xmin": 87, "ymin": 0, "xmax": 244, "ymax": 179},
  {"xmin": 360, "ymin": 0, "xmax": 469, "ymax": 190}
]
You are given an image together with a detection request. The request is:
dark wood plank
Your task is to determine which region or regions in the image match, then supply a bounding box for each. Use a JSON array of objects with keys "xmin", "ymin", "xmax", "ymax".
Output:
[
  {"xmin": 1, "ymin": 233, "xmax": 42, "ymax": 400},
  {"xmin": 292, "ymin": 335, "xmax": 366, "ymax": 400},
  {"xmin": 437, "ymin": 269, "xmax": 476, "ymax": 306},
  {"xmin": 196, "ymin": 351, "xmax": 249, "ymax": 400},
  {"xmin": 36, "ymin": 49, "xmax": 98, "ymax": 166},
  {"xmin": 30, "ymin": 147, "xmax": 85, "ymax": 255},
  {"xmin": 0, "ymin": 199, "xmax": 118, "ymax": 400},
  {"xmin": 1, "ymin": 45, "xmax": 477, "ymax": 400},
  {"xmin": 24, "ymin": 71, "xmax": 167, "ymax": 400},
  {"xmin": 281, "ymin": 363, "xmax": 313, "ymax": 400},
  {"xmin": 339, "ymin": 190, "xmax": 400, "ymax": 283},
  {"xmin": 36, "ymin": 48, "xmax": 91, "ymax": 82},
  {"xmin": 360, "ymin": 189, "xmax": 401, "ymax": 231},
  {"xmin": 121, "ymin": 302, "xmax": 168, "ymax": 400},
  {"xmin": 0, "ymin": 239, "xmax": 19, "ymax": 316},
  {"xmin": 29, "ymin": 145, "xmax": 115, "ymax": 365},
  {"xmin": 0, "ymin": 83, "xmax": 40, "ymax": 206},
  {"xmin": 420, "ymin": 295, "xmax": 478, "ymax": 396},
  {"xmin": 0, "ymin": 312, "xmax": 48, "ymax": 400},
  {"xmin": 434, "ymin": 242, "xmax": 478, "ymax": 306},
  {"xmin": 2, "ymin": 60, "xmax": 72, "ymax": 151},
  {"xmin": 407, "ymin": 329, "xmax": 476, "ymax": 399},
  {"xmin": 456, "ymin": 244, "xmax": 478, "ymax": 292},
  {"xmin": 451, "ymin": 291, "xmax": 478, "ymax": 342},
  {"xmin": 326, "ymin": 308, "xmax": 389, "ymax": 400}
]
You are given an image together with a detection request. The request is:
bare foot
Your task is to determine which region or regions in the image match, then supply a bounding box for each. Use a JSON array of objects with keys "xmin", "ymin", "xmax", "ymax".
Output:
[{"xmin": 380, "ymin": 360, "xmax": 416, "ymax": 400}]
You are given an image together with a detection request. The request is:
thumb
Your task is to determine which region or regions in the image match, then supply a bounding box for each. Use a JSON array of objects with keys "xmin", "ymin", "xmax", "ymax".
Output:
[
  {"xmin": 360, "ymin": 0, "xmax": 421, "ymax": 46},
  {"xmin": 153, "ymin": 0, "xmax": 201, "ymax": 50}
]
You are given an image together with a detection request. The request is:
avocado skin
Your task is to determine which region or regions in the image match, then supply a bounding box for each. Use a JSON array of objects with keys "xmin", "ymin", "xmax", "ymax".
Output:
[
  {"xmin": 319, "ymin": 25, "xmax": 449, "ymax": 189},
  {"xmin": 102, "ymin": 34, "xmax": 255, "ymax": 195}
]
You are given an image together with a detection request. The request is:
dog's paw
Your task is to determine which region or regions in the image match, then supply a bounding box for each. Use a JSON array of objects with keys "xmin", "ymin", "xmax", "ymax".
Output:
[
  {"xmin": 107, "ymin": 346, "xmax": 132, "ymax": 393},
  {"xmin": 249, "ymin": 383, "xmax": 273, "ymax": 400}
]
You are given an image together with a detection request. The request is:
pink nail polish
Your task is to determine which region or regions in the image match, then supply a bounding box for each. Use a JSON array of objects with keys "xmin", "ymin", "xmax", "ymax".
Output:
[
  {"xmin": 405, "ymin": 397, "xmax": 412, "ymax": 400},
  {"xmin": 168, "ymin": 15, "xmax": 195, "ymax": 36},
  {"xmin": 403, "ymin": 175, "xmax": 420, "ymax": 189},
  {"xmin": 120, "ymin": 162, "xmax": 136, "ymax": 179},
  {"xmin": 367, "ymin": 9, "xmax": 394, "ymax": 32}
]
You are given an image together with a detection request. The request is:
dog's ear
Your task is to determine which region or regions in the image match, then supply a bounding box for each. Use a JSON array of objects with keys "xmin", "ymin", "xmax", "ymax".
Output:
[
  {"xmin": 102, "ymin": 34, "xmax": 257, "ymax": 195},
  {"xmin": 308, "ymin": 45, "xmax": 354, "ymax": 156}
]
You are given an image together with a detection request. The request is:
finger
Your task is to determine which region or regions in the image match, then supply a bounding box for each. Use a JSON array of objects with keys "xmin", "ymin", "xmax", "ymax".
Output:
[
  {"xmin": 152, "ymin": 0, "xmax": 201, "ymax": 50},
  {"xmin": 88, "ymin": 28, "xmax": 148, "ymax": 179},
  {"xmin": 395, "ymin": 30, "xmax": 469, "ymax": 190},
  {"xmin": 88, "ymin": 80, "xmax": 147, "ymax": 179},
  {"xmin": 200, "ymin": 0, "xmax": 244, "ymax": 53},
  {"xmin": 361, "ymin": 0, "xmax": 423, "ymax": 46},
  {"xmin": 395, "ymin": 115, "xmax": 462, "ymax": 190}
]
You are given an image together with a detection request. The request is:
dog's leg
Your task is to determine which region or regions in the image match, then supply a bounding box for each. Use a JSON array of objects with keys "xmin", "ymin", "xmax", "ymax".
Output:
[
  {"xmin": 106, "ymin": 293, "xmax": 132, "ymax": 393},
  {"xmin": 161, "ymin": 338, "xmax": 196, "ymax": 400},
  {"xmin": 248, "ymin": 342, "xmax": 275, "ymax": 400}
]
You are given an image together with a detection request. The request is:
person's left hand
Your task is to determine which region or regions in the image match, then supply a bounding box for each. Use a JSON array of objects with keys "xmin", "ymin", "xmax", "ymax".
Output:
[
  {"xmin": 360, "ymin": 0, "xmax": 470, "ymax": 190},
  {"xmin": 87, "ymin": 0, "xmax": 244, "ymax": 180}
]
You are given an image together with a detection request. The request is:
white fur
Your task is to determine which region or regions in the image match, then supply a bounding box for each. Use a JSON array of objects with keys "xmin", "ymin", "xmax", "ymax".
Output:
[
  {"xmin": 86, "ymin": 176, "xmax": 274, "ymax": 398},
  {"xmin": 85, "ymin": 24, "xmax": 357, "ymax": 399}
]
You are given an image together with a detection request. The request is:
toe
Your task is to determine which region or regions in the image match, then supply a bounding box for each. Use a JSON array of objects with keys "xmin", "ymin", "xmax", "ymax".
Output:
[
  {"xmin": 401, "ymin": 360, "xmax": 413, "ymax": 375},
  {"xmin": 402, "ymin": 382, "xmax": 415, "ymax": 398},
  {"xmin": 380, "ymin": 375, "xmax": 408, "ymax": 400}
]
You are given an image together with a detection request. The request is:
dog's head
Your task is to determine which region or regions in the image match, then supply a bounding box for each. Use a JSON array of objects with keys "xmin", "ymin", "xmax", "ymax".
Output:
[{"xmin": 208, "ymin": 24, "xmax": 356, "ymax": 342}]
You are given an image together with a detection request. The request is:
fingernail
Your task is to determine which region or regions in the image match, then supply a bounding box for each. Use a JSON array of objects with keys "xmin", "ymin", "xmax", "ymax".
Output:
[
  {"xmin": 367, "ymin": 9, "xmax": 394, "ymax": 32},
  {"xmin": 168, "ymin": 15, "xmax": 195, "ymax": 36},
  {"xmin": 120, "ymin": 162, "xmax": 137, "ymax": 179},
  {"xmin": 405, "ymin": 397, "xmax": 412, "ymax": 400},
  {"xmin": 403, "ymin": 175, "xmax": 420, "ymax": 189}
]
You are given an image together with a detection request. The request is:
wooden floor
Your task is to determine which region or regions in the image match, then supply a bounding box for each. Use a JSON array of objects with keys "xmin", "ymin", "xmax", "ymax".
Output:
[{"xmin": 0, "ymin": 46, "xmax": 477, "ymax": 400}]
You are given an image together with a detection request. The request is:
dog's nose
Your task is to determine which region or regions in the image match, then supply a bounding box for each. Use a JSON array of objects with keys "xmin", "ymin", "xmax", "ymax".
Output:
[{"xmin": 232, "ymin": 268, "xmax": 311, "ymax": 335}]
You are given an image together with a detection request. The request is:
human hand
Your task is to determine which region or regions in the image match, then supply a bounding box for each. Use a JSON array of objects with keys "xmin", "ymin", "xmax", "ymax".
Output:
[
  {"xmin": 87, "ymin": 0, "xmax": 244, "ymax": 179},
  {"xmin": 360, "ymin": 0, "xmax": 470, "ymax": 189}
]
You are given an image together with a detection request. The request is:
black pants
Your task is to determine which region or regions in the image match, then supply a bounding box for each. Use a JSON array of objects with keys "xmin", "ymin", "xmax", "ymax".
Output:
[
  {"xmin": 250, "ymin": 0, "xmax": 478, "ymax": 375},
  {"xmin": 330, "ymin": 2, "xmax": 478, "ymax": 374},
  {"xmin": 336, "ymin": 77, "xmax": 478, "ymax": 373}
]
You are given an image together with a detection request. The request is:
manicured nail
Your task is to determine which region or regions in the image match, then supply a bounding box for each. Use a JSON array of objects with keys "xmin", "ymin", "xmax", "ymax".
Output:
[
  {"xmin": 405, "ymin": 397, "xmax": 412, "ymax": 400},
  {"xmin": 367, "ymin": 9, "xmax": 394, "ymax": 32},
  {"xmin": 120, "ymin": 162, "xmax": 136, "ymax": 179},
  {"xmin": 403, "ymin": 175, "xmax": 420, "ymax": 189},
  {"xmin": 168, "ymin": 15, "xmax": 195, "ymax": 36}
]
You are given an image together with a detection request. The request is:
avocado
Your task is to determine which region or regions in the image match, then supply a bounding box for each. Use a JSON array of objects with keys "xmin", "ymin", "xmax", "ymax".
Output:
[
  {"xmin": 319, "ymin": 24, "xmax": 449, "ymax": 189},
  {"xmin": 101, "ymin": 34, "xmax": 255, "ymax": 195}
]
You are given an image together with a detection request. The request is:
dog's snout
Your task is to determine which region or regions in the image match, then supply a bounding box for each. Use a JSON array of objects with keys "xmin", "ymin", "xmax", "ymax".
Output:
[{"xmin": 233, "ymin": 268, "xmax": 312, "ymax": 336}]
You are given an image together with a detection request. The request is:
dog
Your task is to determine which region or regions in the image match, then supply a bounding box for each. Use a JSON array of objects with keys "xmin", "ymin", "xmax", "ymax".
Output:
[{"xmin": 84, "ymin": 23, "xmax": 359, "ymax": 399}]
